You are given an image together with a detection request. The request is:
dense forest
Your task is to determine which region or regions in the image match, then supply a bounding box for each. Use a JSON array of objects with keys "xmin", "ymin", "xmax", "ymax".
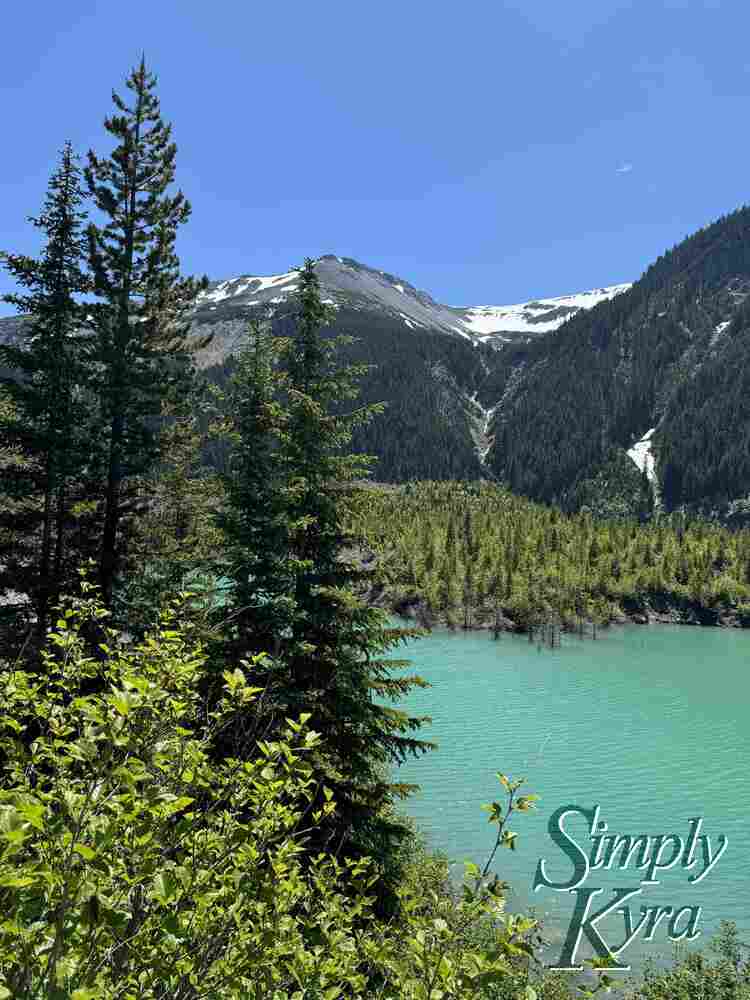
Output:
[
  {"xmin": 199, "ymin": 308, "xmax": 488, "ymax": 483},
  {"xmin": 1, "ymin": 58, "xmax": 749, "ymax": 998},
  {"xmin": 349, "ymin": 481, "xmax": 750, "ymax": 632},
  {"xmin": 487, "ymin": 207, "xmax": 750, "ymax": 514}
]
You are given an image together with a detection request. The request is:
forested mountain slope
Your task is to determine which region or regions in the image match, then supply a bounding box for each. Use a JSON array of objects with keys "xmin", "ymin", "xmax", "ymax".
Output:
[
  {"xmin": 182, "ymin": 255, "xmax": 627, "ymax": 483},
  {"xmin": 199, "ymin": 306, "xmax": 489, "ymax": 482},
  {"xmin": 0, "ymin": 251, "xmax": 629, "ymax": 484},
  {"xmin": 4, "ymin": 208, "xmax": 750, "ymax": 508},
  {"xmin": 486, "ymin": 206, "xmax": 750, "ymax": 515}
]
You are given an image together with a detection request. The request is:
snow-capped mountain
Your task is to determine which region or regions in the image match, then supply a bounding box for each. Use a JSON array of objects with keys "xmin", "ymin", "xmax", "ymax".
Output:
[
  {"xmin": 0, "ymin": 252, "xmax": 633, "ymax": 484},
  {"xmin": 196, "ymin": 255, "xmax": 630, "ymax": 345},
  {"xmin": 196, "ymin": 255, "xmax": 474, "ymax": 340},
  {"xmin": 5, "ymin": 207, "xmax": 750, "ymax": 515}
]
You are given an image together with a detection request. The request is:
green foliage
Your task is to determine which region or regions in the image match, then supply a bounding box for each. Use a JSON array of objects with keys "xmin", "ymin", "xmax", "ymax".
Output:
[
  {"xmin": 210, "ymin": 266, "xmax": 435, "ymax": 889},
  {"xmin": 350, "ymin": 481, "xmax": 750, "ymax": 629},
  {"xmin": 623, "ymin": 922, "xmax": 750, "ymax": 999},
  {"xmin": 0, "ymin": 584, "xmax": 374, "ymax": 997},
  {"xmin": 0, "ymin": 143, "xmax": 94, "ymax": 633},
  {"xmin": 0, "ymin": 585, "xmax": 550, "ymax": 999},
  {"xmin": 84, "ymin": 57, "xmax": 208, "ymax": 605},
  {"xmin": 114, "ymin": 404, "xmax": 226, "ymax": 635}
]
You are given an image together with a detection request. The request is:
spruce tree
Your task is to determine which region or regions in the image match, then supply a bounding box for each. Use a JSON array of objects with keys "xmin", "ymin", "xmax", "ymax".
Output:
[
  {"xmin": 0, "ymin": 142, "xmax": 92, "ymax": 635},
  {"xmin": 84, "ymin": 57, "xmax": 207, "ymax": 605},
  {"xmin": 216, "ymin": 260, "xmax": 433, "ymax": 884},
  {"xmin": 213, "ymin": 319, "xmax": 296, "ymax": 660}
]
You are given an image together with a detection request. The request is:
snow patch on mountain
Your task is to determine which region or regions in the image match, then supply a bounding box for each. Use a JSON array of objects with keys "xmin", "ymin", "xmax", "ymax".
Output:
[
  {"xmin": 709, "ymin": 319, "xmax": 732, "ymax": 348},
  {"xmin": 194, "ymin": 259, "xmax": 632, "ymax": 348},
  {"xmin": 199, "ymin": 270, "xmax": 298, "ymax": 306},
  {"xmin": 627, "ymin": 427, "xmax": 656, "ymax": 480},
  {"xmin": 457, "ymin": 283, "xmax": 632, "ymax": 339}
]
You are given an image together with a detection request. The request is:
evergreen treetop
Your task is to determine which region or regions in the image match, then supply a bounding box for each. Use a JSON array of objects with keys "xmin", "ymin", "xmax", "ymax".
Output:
[
  {"xmin": 0, "ymin": 142, "xmax": 93, "ymax": 634},
  {"xmin": 84, "ymin": 57, "xmax": 208, "ymax": 604},
  {"xmin": 213, "ymin": 260, "xmax": 434, "ymax": 891}
]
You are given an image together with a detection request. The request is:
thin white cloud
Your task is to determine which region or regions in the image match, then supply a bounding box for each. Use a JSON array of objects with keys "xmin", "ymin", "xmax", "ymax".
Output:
[{"xmin": 616, "ymin": 163, "xmax": 633, "ymax": 174}]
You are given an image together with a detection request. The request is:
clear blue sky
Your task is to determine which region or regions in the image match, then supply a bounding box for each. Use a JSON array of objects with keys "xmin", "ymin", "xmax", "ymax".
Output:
[{"xmin": 2, "ymin": 0, "xmax": 750, "ymax": 316}]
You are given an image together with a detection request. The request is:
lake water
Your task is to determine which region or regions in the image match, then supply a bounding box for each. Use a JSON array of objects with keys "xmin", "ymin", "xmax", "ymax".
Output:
[{"xmin": 390, "ymin": 624, "xmax": 750, "ymax": 973}]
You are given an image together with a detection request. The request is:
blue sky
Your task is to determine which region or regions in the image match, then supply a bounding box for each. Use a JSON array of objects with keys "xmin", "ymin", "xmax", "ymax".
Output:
[{"xmin": 2, "ymin": 0, "xmax": 750, "ymax": 315}]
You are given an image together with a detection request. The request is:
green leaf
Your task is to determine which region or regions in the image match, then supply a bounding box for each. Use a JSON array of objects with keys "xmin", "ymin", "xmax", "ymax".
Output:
[
  {"xmin": 110, "ymin": 693, "xmax": 131, "ymax": 716},
  {"xmin": 0, "ymin": 874, "xmax": 37, "ymax": 888},
  {"xmin": 16, "ymin": 801, "xmax": 46, "ymax": 830},
  {"xmin": 515, "ymin": 795, "xmax": 539, "ymax": 812},
  {"xmin": 74, "ymin": 843, "xmax": 96, "ymax": 860},
  {"xmin": 161, "ymin": 795, "xmax": 195, "ymax": 817},
  {"xmin": 153, "ymin": 871, "xmax": 177, "ymax": 903}
]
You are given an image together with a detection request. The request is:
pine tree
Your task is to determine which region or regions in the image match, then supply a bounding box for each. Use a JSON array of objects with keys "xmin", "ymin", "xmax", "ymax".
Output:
[
  {"xmin": 213, "ymin": 319, "xmax": 295, "ymax": 660},
  {"xmin": 0, "ymin": 142, "xmax": 92, "ymax": 635},
  {"xmin": 84, "ymin": 57, "xmax": 207, "ymax": 606},
  {"xmin": 216, "ymin": 260, "xmax": 433, "ymax": 887}
]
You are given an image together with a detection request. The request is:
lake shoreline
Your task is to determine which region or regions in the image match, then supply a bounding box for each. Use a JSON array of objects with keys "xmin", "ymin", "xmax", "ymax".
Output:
[{"xmin": 367, "ymin": 586, "xmax": 750, "ymax": 634}]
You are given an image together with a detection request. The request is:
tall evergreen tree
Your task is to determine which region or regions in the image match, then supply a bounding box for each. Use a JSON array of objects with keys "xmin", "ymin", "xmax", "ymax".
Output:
[
  {"xmin": 214, "ymin": 319, "xmax": 295, "ymax": 658},
  {"xmin": 215, "ymin": 261, "xmax": 433, "ymax": 883},
  {"xmin": 84, "ymin": 57, "xmax": 207, "ymax": 605},
  {"xmin": 0, "ymin": 142, "xmax": 92, "ymax": 634}
]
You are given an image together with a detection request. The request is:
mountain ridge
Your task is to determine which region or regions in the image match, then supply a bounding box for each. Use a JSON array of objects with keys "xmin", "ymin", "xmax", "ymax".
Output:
[
  {"xmin": 5, "ymin": 205, "xmax": 750, "ymax": 514},
  {"xmin": 485, "ymin": 205, "xmax": 750, "ymax": 518},
  {"xmin": 195, "ymin": 254, "xmax": 631, "ymax": 346}
]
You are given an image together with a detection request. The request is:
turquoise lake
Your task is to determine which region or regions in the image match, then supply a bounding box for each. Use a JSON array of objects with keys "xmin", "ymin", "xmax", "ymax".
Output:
[{"xmin": 390, "ymin": 624, "xmax": 750, "ymax": 972}]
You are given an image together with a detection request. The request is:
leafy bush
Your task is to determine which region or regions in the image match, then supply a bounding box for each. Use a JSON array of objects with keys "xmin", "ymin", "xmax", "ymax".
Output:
[
  {"xmin": 0, "ymin": 583, "xmax": 549, "ymax": 999},
  {"xmin": 624, "ymin": 921, "xmax": 750, "ymax": 1000}
]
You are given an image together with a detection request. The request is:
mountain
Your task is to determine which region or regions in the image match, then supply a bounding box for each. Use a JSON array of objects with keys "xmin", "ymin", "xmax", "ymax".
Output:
[
  {"xmin": 194, "ymin": 254, "xmax": 629, "ymax": 348},
  {"xmin": 188, "ymin": 255, "xmax": 629, "ymax": 482},
  {"xmin": 4, "ymin": 207, "xmax": 750, "ymax": 514},
  {"xmin": 485, "ymin": 205, "xmax": 750, "ymax": 519},
  {"xmin": 197, "ymin": 255, "xmax": 473, "ymax": 341},
  {"xmin": 192, "ymin": 256, "xmax": 486, "ymax": 481}
]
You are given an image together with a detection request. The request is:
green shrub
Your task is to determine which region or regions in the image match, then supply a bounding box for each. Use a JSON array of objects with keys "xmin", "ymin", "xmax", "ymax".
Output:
[{"xmin": 0, "ymin": 583, "xmax": 548, "ymax": 999}]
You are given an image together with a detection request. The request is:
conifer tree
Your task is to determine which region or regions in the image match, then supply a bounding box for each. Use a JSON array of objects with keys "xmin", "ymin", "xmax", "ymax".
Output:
[
  {"xmin": 216, "ymin": 260, "xmax": 433, "ymax": 879},
  {"xmin": 84, "ymin": 57, "xmax": 207, "ymax": 605},
  {"xmin": 214, "ymin": 319, "xmax": 294, "ymax": 658},
  {"xmin": 0, "ymin": 142, "xmax": 92, "ymax": 634}
]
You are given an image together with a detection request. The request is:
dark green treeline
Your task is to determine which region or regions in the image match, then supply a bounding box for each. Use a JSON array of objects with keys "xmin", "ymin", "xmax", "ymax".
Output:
[{"xmin": 351, "ymin": 481, "xmax": 750, "ymax": 630}]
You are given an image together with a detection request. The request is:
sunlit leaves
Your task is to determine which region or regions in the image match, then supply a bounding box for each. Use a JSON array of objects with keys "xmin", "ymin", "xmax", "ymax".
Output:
[
  {"xmin": 349, "ymin": 479, "xmax": 750, "ymax": 632},
  {"xmin": 0, "ymin": 584, "xmax": 551, "ymax": 999}
]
